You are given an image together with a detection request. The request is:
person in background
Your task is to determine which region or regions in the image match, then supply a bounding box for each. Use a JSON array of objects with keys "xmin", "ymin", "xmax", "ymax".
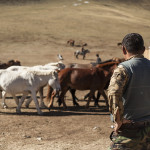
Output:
[
  {"xmin": 96, "ymin": 54, "xmax": 101, "ymax": 64},
  {"xmin": 108, "ymin": 33, "xmax": 150, "ymax": 150},
  {"xmin": 81, "ymin": 46, "xmax": 85, "ymax": 53}
]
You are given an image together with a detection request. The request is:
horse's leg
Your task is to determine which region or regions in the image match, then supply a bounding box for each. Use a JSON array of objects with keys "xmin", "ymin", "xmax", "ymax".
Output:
[
  {"xmin": 84, "ymin": 92, "xmax": 90, "ymax": 100},
  {"xmin": 84, "ymin": 91, "xmax": 99, "ymax": 107},
  {"xmin": 46, "ymin": 85, "xmax": 59, "ymax": 108},
  {"xmin": 1, "ymin": 91, "xmax": 7, "ymax": 108},
  {"xmin": 12, "ymin": 94, "xmax": 19, "ymax": 106},
  {"xmin": 76, "ymin": 54, "xmax": 78, "ymax": 59},
  {"xmin": 83, "ymin": 54, "xmax": 85, "ymax": 59},
  {"xmin": 85, "ymin": 90, "xmax": 95, "ymax": 108},
  {"xmin": 69, "ymin": 88, "xmax": 79, "ymax": 106},
  {"xmin": 25, "ymin": 90, "xmax": 41, "ymax": 108},
  {"xmin": 101, "ymin": 90, "xmax": 109, "ymax": 110},
  {"xmin": 94, "ymin": 91, "xmax": 101, "ymax": 107},
  {"xmin": 59, "ymin": 88, "xmax": 68, "ymax": 109},
  {"xmin": 84, "ymin": 92, "xmax": 96, "ymax": 100},
  {"xmin": 48, "ymin": 91, "xmax": 57, "ymax": 108},
  {"xmin": 46, "ymin": 85, "xmax": 53, "ymax": 104},
  {"xmin": 57, "ymin": 95, "xmax": 62, "ymax": 107},
  {"xmin": 25, "ymin": 97, "xmax": 32, "ymax": 108},
  {"xmin": 16, "ymin": 92, "xmax": 28, "ymax": 114},
  {"xmin": 30, "ymin": 90, "xmax": 43, "ymax": 115},
  {"xmin": 17, "ymin": 91, "xmax": 42, "ymax": 115},
  {"xmin": 38, "ymin": 86, "xmax": 46, "ymax": 108},
  {"xmin": 70, "ymin": 88, "xmax": 79, "ymax": 101}
]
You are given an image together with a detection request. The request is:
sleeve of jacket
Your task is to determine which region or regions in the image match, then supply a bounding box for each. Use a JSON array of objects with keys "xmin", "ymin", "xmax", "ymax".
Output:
[{"xmin": 107, "ymin": 65, "xmax": 129, "ymax": 122}]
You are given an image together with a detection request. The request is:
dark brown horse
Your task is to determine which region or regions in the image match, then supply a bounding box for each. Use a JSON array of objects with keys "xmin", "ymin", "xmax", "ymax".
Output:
[
  {"xmin": 46, "ymin": 61, "xmax": 119, "ymax": 109},
  {"xmin": 0, "ymin": 60, "xmax": 21, "ymax": 69},
  {"xmin": 64, "ymin": 59, "xmax": 125, "ymax": 107},
  {"xmin": 67, "ymin": 39, "xmax": 75, "ymax": 46}
]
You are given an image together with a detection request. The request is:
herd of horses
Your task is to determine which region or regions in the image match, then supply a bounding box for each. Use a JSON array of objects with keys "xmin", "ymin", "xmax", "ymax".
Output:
[
  {"xmin": 46, "ymin": 58, "xmax": 125, "ymax": 111},
  {"xmin": 0, "ymin": 57, "xmax": 125, "ymax": 114},
  {"xmin": 0, "ymin": 59, "xmax": 21, "ymax": 69}
]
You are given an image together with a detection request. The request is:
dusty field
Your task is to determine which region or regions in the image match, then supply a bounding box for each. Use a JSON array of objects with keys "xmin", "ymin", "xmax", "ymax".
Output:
[{"xmin": 0, "ymin": 0, "xmax": 150, "ymax": 150}]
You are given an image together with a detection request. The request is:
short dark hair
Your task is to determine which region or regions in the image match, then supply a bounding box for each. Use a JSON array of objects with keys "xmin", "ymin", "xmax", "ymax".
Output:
[{"xmin": 122, "ymin": 33, "xmax": 144, "ymax": 54}]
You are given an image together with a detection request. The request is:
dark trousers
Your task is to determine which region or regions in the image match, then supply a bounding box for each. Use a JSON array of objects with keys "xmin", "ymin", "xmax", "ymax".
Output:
[{"xmin": 109, "ymin": 125, "xmax": 150, "ymax": 150}]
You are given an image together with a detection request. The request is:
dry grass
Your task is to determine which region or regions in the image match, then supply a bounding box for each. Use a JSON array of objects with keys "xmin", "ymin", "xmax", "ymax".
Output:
[
  {"xmin": 0, "ymin": 0, "xmax": 150, "ymax": 44},
  {"xmin": 0, "ymin": 0, "xmax": 150, "ymax": 63}
]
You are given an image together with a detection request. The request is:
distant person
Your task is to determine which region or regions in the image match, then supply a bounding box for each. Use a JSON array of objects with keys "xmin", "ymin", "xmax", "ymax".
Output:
[
  {"xmin": 96, "ymin": 54, "xmax": 101, "ymax": 64},
  {"xmin": 108, "ymin": 33, "xmax": 150, "ymax": 149},
  {"xmin": 81, "ymin": 46, "xmax": 85, "ymax": 53}
]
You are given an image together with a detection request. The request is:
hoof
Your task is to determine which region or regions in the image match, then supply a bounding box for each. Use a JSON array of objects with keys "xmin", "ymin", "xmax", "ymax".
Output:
[
  {"xmin": 25, "ymin": 104, "xmax": 29, "ymax": 108},
  {"xmin": 85, "ymin": 105, "xmax": 89, "ymax": 109},
  {"xmin": 94, "ymin": 103, "xmax": 100, "ymax": 108},
  {"xmin": 40, "ymin": 105, "xmax": 47, "ymax": 109},
  {"xmin": 63, "ymin": 106, "xmax": 67, "ymax": 110},
  {"xmin": 75, "ymin": 103, "xmax": 79, "ymax": 107},
  {"xmin": 47, "ymin": 103, "xmax": 53, "ymax": 109},
  {"xmin": 16, "ymin": 109, "xmax": 21, "ymax": 114},
  {"xmin": 37, "ymin": 111, "xmax": 43, "ymax": 116}
]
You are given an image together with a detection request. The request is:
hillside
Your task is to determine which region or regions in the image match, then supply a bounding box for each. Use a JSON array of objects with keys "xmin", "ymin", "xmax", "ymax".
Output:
[{"xmin": 0, "ymin": 0, "xmax": 150, "ymax": 65}]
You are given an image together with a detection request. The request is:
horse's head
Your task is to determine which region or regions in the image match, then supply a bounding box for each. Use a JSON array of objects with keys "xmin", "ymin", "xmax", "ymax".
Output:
[
  {"xmin": 7, "ymin": 59, "xmax": 21, "ymax": 67},
  {"xmin": 0, "ymin": 63, "xmax": 8, "ymax": 69},
  {"xmin": 49, "ymin": 71, "xmax": 61, "ymax": 92},
  {"xmin": 96, "ymin": 61, "xmax": 119, "ymax": 74},
  {"xmin": 85, "ymin": 49, "xmax": 90, "ymax": 53}
]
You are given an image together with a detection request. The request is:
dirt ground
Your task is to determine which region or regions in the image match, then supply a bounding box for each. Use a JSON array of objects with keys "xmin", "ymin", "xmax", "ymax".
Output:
[
  {"xmin": 0, "ymin": 41, "xmax": 113, "ymax": 150},
  {"xmin": 0, "ymin": 0, "xmax": 150, "ymax": 150}
]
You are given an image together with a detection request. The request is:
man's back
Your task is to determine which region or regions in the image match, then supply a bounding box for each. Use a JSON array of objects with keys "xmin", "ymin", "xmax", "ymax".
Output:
[{"xmin": 120, "ymin": 57, "xmax": 150, "ymax": 121}]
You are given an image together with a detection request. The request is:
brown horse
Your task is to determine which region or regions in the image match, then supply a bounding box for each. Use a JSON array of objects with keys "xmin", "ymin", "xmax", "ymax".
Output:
[
  {"xmin": 0, "ymin": 60, "xmax": 21, "ymax": 69},
  {"xmin": 65, "ymin": 57, "xmax": 124, "ymax": 69},
  {"xmin": 67, "ymin": 39, "xmax": 75, "ymax": 46},
  {"xmin": 64, "ymin": 59, "xmax": 125, "ymax": 107},
  {"xmin": 46, "ymin": 61, "xmax": 119, "ymax": 109},
  {"xmin": 65, "ymin": 63, "xmax": 93, "ymax": 69}
]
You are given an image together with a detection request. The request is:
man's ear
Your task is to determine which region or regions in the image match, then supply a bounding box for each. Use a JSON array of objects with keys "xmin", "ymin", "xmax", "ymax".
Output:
[
  {"xmin": 122, "ymin": 46, "xmax": 127, "ymax": 55},
  {"xmin": 142, "ymin": 46, "xmax": 145, "ymax": 54}
]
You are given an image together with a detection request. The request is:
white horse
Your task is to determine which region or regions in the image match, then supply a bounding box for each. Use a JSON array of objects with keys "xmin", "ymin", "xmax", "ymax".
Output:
[
  {"xmin": 74, "ymin": 49, "xmax": 90, "ymax": 59},
  {"xmin": 0, "ymin": 69, "xmax": 60, "ymax": 115},
  {"xmin": 5, "ymin": 62, "xmax": 65, "ymax": 108}
]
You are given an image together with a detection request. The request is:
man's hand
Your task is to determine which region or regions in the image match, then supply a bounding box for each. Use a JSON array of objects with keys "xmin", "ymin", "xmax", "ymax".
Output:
[
  {"xmin": 114, "ymin": 121, "xmax": 122, "ymax": 133},
  {"xmin": 114, "ymin": 107, "xmax": 132, "ymax": 132},
  {"xmin": 114, "ymin": 106, "xmax": 122, "ymax": 133}
]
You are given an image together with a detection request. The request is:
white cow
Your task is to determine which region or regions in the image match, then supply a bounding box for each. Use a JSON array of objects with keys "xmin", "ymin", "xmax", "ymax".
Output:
[{"xmin": 0, "ymin": 69, "xmax": 60, "ymax": 115}]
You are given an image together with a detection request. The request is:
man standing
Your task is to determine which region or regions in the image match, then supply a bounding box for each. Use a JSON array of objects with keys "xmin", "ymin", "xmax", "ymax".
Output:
[
  {"xmin": 108, "ymin": 33, "xmax": 150, "ymax": 150},
  {"xmin": 96, "ymin": 54, "xmax": 101, "ymax": 64}
]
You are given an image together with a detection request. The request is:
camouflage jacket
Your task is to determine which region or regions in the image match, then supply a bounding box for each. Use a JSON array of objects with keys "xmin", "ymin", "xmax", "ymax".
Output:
[{"xmin": 108, "ymin": 54, "xmax": 144, "ymax": 122}]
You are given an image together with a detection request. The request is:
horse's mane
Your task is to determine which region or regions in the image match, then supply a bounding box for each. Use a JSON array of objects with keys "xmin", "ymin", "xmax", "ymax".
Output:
[
  {"xmin": 44, "ymin": 62, "xmax": 60, "ymax": 66},
  {"xmin": 98, "ymin": 58, "xmax": 125, "ymax": 65},
  {"xmin": 96, "ymin": 61, "xmax": 120, "ymax": 68},
  {"xmin": 29, "ymin": 70, "xmax": 56, "ymax": 76}
]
